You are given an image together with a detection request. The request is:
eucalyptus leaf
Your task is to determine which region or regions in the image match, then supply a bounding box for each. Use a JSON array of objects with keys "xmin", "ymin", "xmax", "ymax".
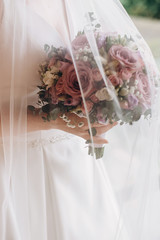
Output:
[
  {"xmin": 88, "ymin": 12, "xmax": 96, "ymax": 21},
  {"xmin": 44, "ymin": 44, "xmax": 50, "ymax": 53},
  {"xmin": 132, "ymin": 106, "xmax": 143, "ymax": 121},
  {"xmin": 42, "ymin": 104, "xmax": 55, "ymax": 114},
  {"xmin": 27, "ymin": 105, "xmax": 36, "ymax": 112},
  {"xmin": 42, "ymin": 116, "xmax": 47, "ymax": 122},
  {"xmin": 50, "ymin": 108, "xmax": 60, "ymax": 120},
  {"xmin": 95, "ymin": 24, "xmax": 101, "ymax": 28},
  {"xmin": 144, "ymin": 108, "xmax": 151, "ymax": 117}
]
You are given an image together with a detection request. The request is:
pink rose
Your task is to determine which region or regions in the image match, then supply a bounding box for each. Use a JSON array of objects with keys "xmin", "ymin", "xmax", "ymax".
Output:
[
  {"xmin": 92, "ymin": 68, "xmax": 103, "ymax": 82},
  {"xmin": 90, "ymin": 94, "xmax": 99, "ymax": 103},
  {"xmin": 109, "ymin": 45, "xmax": 144, "ymax": 70},
  {"xmin": 48, "ymin": 57, "xmax": 56, "ymax": 68},
  {"xmin": 49, "ymin": 86, "xmax": 58, "ymax": 104},
  {"xmin": 77, "ymin": 62, "xmax": 95, "ymax": 97},
  {"xmin": 61, "ymin": 61, "xmax": 94, "ymax": 98},
  {"xmin": 65, "ymin": 52, "xmax": 72, "ymax": 62},
  {"xmin": 119, "ymin": 67, "xmax": 133, "ymax": 80},
  {"xmin": 127, "ymin": 94, "xmax": 138, "ymax": 109},
  {"xmin": 120, "ymin": 100, "xmax": 129, "ymax": 109},
  {"xmin": 136, "ymin": 71, "xmax": 151, "ymax": 108},
  {"xmin": 72, "ymin": 35, "xmax": 89, "ymax": 51},
  {"xmin": 55, "ymin": 78, "xmax": 64, "ymax": 95},
  {"xmin": 108, "ymin": 74, "xmax": 123, "ymax": 87},
  {"xmin": 81, "ymin": 100, "xmax": 94, "ymax": 114}
]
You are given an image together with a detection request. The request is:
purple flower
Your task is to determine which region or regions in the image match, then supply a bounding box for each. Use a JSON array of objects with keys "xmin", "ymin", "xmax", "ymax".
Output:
[
  {"xmin": 96, "ymin": 33, "xmax": 107, "ymax": 49},
  {"xmin": 109, "ymin": 45, "xmax": 144, "ymax": 70},
  {"xmin": 96, "ymin": 107, "xmax": 106, "ymax": 124},
  {"xmin": 136, "ymin": 71, "xmax": 151, "ymax": 108},
  {"xmin": 72, "ymin": 35, "xmax": 89, "ymax": 51},
  {"xmin": 127, "ymin": 94, "xmax": 138, "ymax": 109}
]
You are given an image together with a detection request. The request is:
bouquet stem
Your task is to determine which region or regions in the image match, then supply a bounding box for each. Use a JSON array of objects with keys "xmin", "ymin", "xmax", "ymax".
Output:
[{"xmin": 88, "ymin": 145, "xmax": 105, "ymax": 159}]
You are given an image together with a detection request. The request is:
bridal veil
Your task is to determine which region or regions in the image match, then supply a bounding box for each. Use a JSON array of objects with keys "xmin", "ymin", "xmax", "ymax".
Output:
[{"xmin": 0, "ymin": 0, "xmax": 160, "ymax": 239}]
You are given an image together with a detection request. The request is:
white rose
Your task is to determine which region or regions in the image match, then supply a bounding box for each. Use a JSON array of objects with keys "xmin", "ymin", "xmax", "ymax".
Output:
[
  {"xmin": 127, "ymin": 41, "xmax": 138, "ymax": 50},
  {"xmin": 95, "ymin": 87, "xmax": 113, "ymax": 101},
  {"xmin": 43, "ymin": 71, "xmax": 54, "ymax": 89},
  {"xmin": 50, "ymin": 66, "xmax": 59, "ymax": 74},
  {"xmin": 83, "ymin": 56, "xmax": 88, "ymax": 62},
  {"xmin": 95, "ymin": 56, "xmax": 107, "ymax": 65},
  {"xmin": 130, "ymin": 86, "xmax": 135, "ymax": 94}
]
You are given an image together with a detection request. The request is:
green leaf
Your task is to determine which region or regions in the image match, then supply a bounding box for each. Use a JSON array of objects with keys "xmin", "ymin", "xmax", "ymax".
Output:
[
  {"xmin": 38, "ymin": 109, "xmax": 43, "ymax": 115},
  {"xmin": 27, "ymin": 105, "xmax": 36, "ymax": 112},
  {"xmin": 44, "ymin": 44, "xmax": 50, "ymax": 53},
  {"xmin": 88, "ymin": 12, "xmax": 96, "ymax": 21},
  {"xmin": 47, "ymin": 114, "xmax": 51, "ymax": 122},
  {"xmin": 38, "ymin": 90, "xmax": 46, "ymax": 99},
  {"xmin": 144, "ymin": 108, "xmax": 151, "ymax": 117},
  {"xmin": 42, "ymin": 116, "xmax": 47, "ymax": 122},
  {"xmin": 95, "ymin": 23, "xmax": 101, "ymax": 28},
  {"xmin": 132, "ymin": 106, "xmax": 143, "ymax": 121},
  {"xmin": 88, "ymin": 146, "xmax": 105, "ymax": 159},
  {"xmin": 42, "ymin": 104, "xmax": 55, "ymax": 114},
  {"xmin": 50, "ymin": 108, "xmax": 60, "ymax": 120}
]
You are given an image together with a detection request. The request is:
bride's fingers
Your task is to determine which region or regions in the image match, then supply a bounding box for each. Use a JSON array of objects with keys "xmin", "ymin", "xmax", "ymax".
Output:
[
  {"xmin": 83, "ymin": 121, "xmax": 118, "ymax": 131},
  {"xmin": 91, "ymin": 121, "xmax": 118, "ymax": 129},
  {"xmin": 93, "ymin": 136, "xmax": 108, "ymax": 144},
  {"xmin": 96, "ymin": 122, "xmax": 118, "ymax": 134},
  {"xmin": 83, "ymin": 135, "xmax": 108, "ymax": 144},
  {"xmin": 84, "ymin": 122, "xmax": 118, "ymax": 135}
]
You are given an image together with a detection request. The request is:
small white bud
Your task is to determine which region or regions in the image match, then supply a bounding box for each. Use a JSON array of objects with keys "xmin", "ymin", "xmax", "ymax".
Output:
[
  {"xmin": 130, "ymin": 86, "xmax": 135, "ymax": 94},
  {"xmin": 83, "ymin": 56, "xmax": 88, "ymax": 62},
  {"xmin": 135, "ymin": 80, "xmax": 139, "ymax": 85},
  {"xmin": 76, "ymin": 55, "xmax": 79, "ymax": 60},
  {"xmin": 67, "ymin": 123, "xmax": 76, "ymax": 128},
  {"xmin": 78, "ymin": 122, "xmax": 85, "ymax": 128}
]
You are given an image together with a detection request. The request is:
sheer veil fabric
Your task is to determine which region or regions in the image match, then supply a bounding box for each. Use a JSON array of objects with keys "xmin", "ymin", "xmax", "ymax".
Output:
[{"xmin": 0, "ymin": 0, "xmax": 160, "ymax": 239}]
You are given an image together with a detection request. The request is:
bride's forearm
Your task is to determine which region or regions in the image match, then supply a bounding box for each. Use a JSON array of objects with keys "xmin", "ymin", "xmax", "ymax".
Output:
[
  {"xmin": 0, "ymin": 109, "xmax": 114, "ymax": 144},
  {"xmin": 27, "ymin": 109, "xmax": 59, "ymax": 132},
  {"xmin": 0, "ymin": 117, "xmax": 1, "ymax": 137},
  {"xmin": 27, "ymin": 109, "xmax": 83, "ymax": 133}
]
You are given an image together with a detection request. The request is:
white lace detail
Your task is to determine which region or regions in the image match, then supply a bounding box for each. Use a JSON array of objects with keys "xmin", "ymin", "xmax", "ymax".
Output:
[{"xmin": 28, "ymin": 133, "xmax": 73, "ymax": 148}]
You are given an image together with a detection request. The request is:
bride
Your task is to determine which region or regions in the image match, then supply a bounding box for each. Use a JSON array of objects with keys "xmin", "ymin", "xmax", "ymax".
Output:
[{"xmin": 0, "ymin": 0, "xmax": 160, "ymax": 239}]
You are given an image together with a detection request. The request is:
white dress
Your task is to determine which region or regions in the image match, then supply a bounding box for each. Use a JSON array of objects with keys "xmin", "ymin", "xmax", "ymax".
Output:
[
  {"xmin": 0, "ymin": 1, "xmax": 160, "ymax": 240},
  {"xmin": 0, "ymin": 129, "xmax": 130, "ymax": 240},
  {"xmin": 0, "ymin": 2, "xmax": 129, "ymax": 239}
]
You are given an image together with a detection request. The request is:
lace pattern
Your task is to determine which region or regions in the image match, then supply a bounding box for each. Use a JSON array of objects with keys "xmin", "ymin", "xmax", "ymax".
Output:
[{"xmin": 27, "ymin": 131, "xmax": 74, "ymax": 148}]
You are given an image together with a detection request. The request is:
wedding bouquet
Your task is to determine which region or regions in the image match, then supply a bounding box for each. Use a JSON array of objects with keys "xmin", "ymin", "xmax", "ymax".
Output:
[{"xmin": 28, "ymin": 14, "xmax": 157, "ymax": 159}]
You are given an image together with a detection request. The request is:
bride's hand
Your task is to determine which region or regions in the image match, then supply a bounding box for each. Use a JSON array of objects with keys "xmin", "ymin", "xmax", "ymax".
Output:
[
  {"xmin": 27, "ymin": 109, "xmax": 117, "ymax": 145},
  {"xmin": 54, "ymin": 113, "xmax": 117, "ymax": 144}
]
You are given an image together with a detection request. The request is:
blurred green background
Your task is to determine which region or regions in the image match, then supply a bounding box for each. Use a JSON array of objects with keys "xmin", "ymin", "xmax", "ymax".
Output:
[
  {"xmin": 120, "ymin": 0, "xmax": 160, "ymax": 69},
  {"xmin": 121, "ymin": 0, "xmax": 160, "ymax": 19}
]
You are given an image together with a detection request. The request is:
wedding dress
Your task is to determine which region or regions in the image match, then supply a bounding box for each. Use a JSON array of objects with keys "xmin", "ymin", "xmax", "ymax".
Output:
[{"xmin": 0, "ymin": 0, "xmax": 160, "ymax": 240}]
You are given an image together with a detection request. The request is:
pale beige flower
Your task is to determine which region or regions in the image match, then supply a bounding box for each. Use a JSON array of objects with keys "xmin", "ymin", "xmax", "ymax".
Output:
[
  {"xmin": 43, "ymin": 71, "xmax": 54, "ymax": 89},
  {"xmin": 95, "ymin": 87, "xmax": 113, "ymax": 101},
  {"xmin": 50, "ymin": 66, "xmax": 59, "ymax": 73}
]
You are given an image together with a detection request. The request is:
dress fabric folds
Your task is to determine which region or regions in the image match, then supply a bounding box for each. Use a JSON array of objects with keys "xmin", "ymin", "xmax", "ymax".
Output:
[
  {"xmin": 0, "ymin": 130, "xmax": 129, "ymax": 240},
  {"xmin": 0, "ymin": 0, "xmax": 160, "ymax": 240}
]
